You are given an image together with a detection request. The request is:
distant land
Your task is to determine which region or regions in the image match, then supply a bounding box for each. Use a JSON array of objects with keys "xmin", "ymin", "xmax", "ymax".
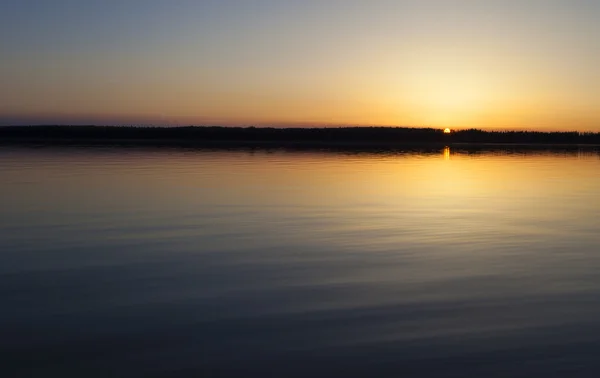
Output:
[{"xmin": 1, "ymin": 125, "xmax": 600, "ymax": 148}]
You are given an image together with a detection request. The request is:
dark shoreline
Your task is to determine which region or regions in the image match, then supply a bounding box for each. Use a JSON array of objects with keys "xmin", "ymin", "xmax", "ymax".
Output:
[
  {"xmin": 2, "ymin": 137, "xmax": 600, "ymax": 148},
  {"xmin": 1, "ymin": 126, "xmax": 600, "ymax": 152}
]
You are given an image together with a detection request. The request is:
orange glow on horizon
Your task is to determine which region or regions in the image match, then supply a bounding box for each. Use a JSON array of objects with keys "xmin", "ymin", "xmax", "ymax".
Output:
[{"xmin": 2, "ymin": 3, "xmax": 600, "ymax": 131}]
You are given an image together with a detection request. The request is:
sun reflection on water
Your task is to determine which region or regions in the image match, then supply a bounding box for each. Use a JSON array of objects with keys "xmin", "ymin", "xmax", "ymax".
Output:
[{"xmin": 444, "ymin": 146, "xmax": 451, "ymax": 161}]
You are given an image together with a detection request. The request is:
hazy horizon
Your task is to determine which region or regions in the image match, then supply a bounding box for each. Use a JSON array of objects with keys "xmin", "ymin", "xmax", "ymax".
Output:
[
  {"xmin": 0, "ymin": 121, "xmax": 594, "ymax": 133},
  {"xmin": 2, "ymin": 1, "xmax": 599, "ymax": 131}
]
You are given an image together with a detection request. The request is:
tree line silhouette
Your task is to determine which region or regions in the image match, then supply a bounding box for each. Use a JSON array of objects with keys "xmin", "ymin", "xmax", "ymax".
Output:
[{"xmin": 1, "ymin": 125, "xmax": 599, "ymax": 145}]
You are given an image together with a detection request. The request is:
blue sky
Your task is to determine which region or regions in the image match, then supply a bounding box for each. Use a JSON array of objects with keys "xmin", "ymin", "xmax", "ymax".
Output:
[{"xmin": 1, "ymin": 1, "xmax": 599, "ymax": 129}]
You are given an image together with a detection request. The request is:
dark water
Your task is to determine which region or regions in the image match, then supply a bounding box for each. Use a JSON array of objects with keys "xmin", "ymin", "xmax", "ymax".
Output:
[{"xmin": 2, "ymin": 145, "xmax": 600, "ymax": 377}]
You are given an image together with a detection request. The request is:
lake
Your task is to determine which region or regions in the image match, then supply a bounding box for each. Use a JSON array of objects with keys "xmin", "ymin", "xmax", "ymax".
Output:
[{"xmin": 2, "ymin": 145, "xmax": 600, "ymax": 377}]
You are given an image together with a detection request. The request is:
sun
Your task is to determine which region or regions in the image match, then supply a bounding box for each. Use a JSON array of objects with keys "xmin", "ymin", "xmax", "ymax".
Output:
[{"xmin": 443, "ymin": 128, "xmax": 451, "ymax": 134}]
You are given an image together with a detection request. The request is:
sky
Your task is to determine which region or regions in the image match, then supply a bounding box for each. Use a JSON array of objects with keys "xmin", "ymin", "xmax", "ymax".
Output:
[{"xmin": 1, "ymin": 0, "xmax": 599, "ymax": 130}]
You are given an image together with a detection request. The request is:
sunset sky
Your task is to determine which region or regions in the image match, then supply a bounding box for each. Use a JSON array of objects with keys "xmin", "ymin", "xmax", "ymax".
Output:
[{"xmin": 1, "ymin": 1, "xmax": 599, "ymax": 130}]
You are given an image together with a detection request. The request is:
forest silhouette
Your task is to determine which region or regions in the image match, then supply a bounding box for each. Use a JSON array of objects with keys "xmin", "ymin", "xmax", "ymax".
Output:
[{"xmin": 1, "ymin": 125, "xmax": 599, "ymax": 146}]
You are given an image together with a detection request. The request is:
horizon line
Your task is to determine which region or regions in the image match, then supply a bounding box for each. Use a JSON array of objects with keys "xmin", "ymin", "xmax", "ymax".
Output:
[{"xmin": 2, "ymin": 124, "xmax": 598, "ymax": 134}]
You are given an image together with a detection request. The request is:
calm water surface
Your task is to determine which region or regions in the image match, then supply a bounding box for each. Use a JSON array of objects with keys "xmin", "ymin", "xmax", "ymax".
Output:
[{"xmin": 1, "ymin": 145, "xmax": 600, "ymax": 377}]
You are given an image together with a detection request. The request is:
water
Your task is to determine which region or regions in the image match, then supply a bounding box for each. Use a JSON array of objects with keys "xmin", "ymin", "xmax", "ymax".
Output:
[{"xmin": 1, "ymin": 145, "xmax": 600, "ymax": 377}]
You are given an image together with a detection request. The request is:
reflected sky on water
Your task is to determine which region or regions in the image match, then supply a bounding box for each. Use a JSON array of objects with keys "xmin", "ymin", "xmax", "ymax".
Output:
[{"xmin": 1, "ymin": 145, "xmax": 600, "ymax": 377}]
